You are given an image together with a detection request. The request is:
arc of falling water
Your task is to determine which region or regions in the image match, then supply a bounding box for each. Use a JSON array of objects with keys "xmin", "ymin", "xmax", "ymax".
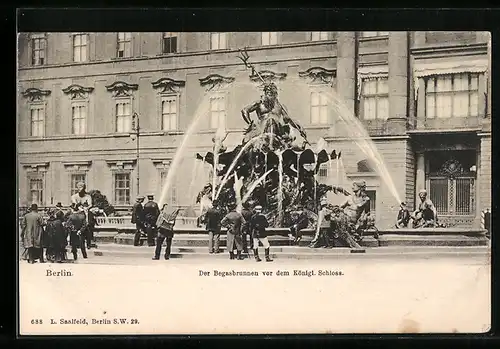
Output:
[
  {"xmin": 313, "ymin": 153, "xmax": 317, "ymax": 206},
  {"xmin": 241, "ymin": 169, "xmax": 274, "ymax": 204},
  {"xmin": 187, "ymin": 158, "xmax": 201, "ymax": 204},
  {"xmin": 159, "ymin": 95, "xmax": 211, "ymax": 207},
  {"xmin": 214, "ymin": 132, "xmax": 275, "ymax": 200}
]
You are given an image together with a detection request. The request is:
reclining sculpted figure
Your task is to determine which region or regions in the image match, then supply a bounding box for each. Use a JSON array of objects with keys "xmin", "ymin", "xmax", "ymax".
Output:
[{"xmin": 411, "ymin": 189, "xmax": 438, "ymax": 228}]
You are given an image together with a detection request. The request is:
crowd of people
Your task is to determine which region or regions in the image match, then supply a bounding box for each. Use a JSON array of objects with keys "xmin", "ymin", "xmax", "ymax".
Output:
[
  {"xmin": 20, "ymin": 178, "xmax": 441, "ymax": 265},
  {"xmin": 20, "ymin": 182, "xmax": 101, "ymax": 264}
]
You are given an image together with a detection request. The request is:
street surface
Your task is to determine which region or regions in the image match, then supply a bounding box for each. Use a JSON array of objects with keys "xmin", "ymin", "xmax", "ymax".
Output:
[{"xmin": 19, "ymin": 248, "xmax": 491, "ymax": 335}]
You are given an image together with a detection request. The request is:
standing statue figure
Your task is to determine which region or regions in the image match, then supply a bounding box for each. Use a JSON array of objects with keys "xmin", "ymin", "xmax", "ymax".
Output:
[{"xmin": 241, "ymin": 82, "xmax": 307, "ymax": 148}]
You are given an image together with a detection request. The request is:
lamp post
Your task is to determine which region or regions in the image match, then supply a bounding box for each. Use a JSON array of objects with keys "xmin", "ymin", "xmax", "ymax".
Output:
[{"xmin": 130, "ymin": 113, "xmax": 140, "ymax": 196}]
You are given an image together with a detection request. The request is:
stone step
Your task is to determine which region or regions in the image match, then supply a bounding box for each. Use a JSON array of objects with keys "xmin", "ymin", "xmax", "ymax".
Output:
[
  {"xmin": 102, "ymin": 232, "xmax": 489, "ymax": 248},
  {"xmin": 90, "ymin": 244, "xmax": 489, "ymax": 260},
  {"xmin": 377, "ymin": 234, "xmax": 489, "ymax": 247}
]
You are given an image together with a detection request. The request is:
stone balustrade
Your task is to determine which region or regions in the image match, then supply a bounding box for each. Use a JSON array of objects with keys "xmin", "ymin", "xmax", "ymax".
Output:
[{"xmin": 95, "ymin": 216, "xmax": 199, "ymax": 229}]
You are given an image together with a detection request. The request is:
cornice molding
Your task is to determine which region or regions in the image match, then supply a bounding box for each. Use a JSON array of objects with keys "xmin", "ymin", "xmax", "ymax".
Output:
[
  {"xmin": 62, "ymin": 160, "xmax": 92, "ymax": 167},
  {"xmin": 411, "ymin": 42, "xmax": 488, "ymax": 59}
]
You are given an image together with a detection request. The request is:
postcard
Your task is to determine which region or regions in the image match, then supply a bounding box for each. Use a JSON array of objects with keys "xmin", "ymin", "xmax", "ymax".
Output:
[{"xmin": 18, "ymin": 29, "xmax": 491, "ymax": 335}]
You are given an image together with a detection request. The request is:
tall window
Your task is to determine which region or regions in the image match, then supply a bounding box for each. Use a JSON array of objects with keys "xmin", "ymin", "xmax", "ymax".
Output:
[
  {"xmin": 163, "ymin": 32, "xmax": 178, "ymax": 53},
  {"xmin": 161, "ymin": 96, "xmax": 178, "ymax": 131},
  {"xmin": 160, "ymin": 171, "xmax": 177, "ymax": 205},
  {"xmin": 425, "ymin": 73, "xmax": 479, "ymax": 119},
  {"xmin": 115, "ymin": 100, "xmax": 131, "ymax": 133},
  {"xmin": 362, "ymin": 77, "xmax": 389, "ymax": 120},
  {"xmin": 317, "ymin": 163, "xmax": 328, "ymax": 184},
  {"xmin": 262, "ymin": 32, "xmax": 278, "ymax": 46},
  {"xmin": 209, "ymin": 94, "xmax": 226, "ymax": 129},
  {"xmin": 70, "ymin": 173, "xmax": 87, "ymax": 195},
  {"xmin": 72, "ymin": 103, "xmax": 87, "ymax": 135},
  {"xmin": 310, "ymin": 91, "xmax": 328, "ymax": 124},
  {"xmin": 73, "ymin": 34, "xmax": 88, "ymax": 62},
  {"xmin": 365, "ymin": 190, "xmax": 377, "ymax": 213},
  {"xmin": 117, "ymin": 32, "xmax": 132, "ymax": 58},
  {"xmin": 31, "ymin": 35, "xmax": 46, "ymax": 66},
  {"xmin": 311, "ymin": 31, "xmax": 328, "ymax": 41},
  {"xmin": 28, "ymin": 177, "xmax": 44, "ymax": 205},
  {"xmin": 30, "ymin": 106, "xmax": 45, "ymax": 137},
  {"xmin": 362, "ymin": 32, "xmax": 389, "ymax": 38},
  {"xmin": 114, "ymin": 173, "xmax": 131, "ymax": 205},
  {"xmin": 210, "ymin": 32, "xmax": 227, "ymax": 50}
]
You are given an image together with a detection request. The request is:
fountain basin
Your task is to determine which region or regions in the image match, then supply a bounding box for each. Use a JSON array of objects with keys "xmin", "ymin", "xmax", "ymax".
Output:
[{"xmin": 95, "ymin": 227, "xmax": 489, "ymax": 248}]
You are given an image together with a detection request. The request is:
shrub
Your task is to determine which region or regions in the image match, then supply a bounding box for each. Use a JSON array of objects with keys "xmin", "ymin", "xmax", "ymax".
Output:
[{"xmin": 88, "ymin": 189, "xmax": 115, "ymax": 216}]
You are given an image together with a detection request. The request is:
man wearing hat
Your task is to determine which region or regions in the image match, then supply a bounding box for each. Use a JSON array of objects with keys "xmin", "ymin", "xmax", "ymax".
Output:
[
  {"xmin": 220, "ymin": 203, "xmax": 245, "ymax": 260},
  {"xmin": 132, "ymin": 195, "xmax": 145, "ymax": 246},
  {"xmin": 20, "ymin": 203, "xmax": 45, "ymax": 264},
  {"xmin": 249, "ymin": 205, "xmax": 273, "ymax": 262},
  {"xmin": 240, "ymin": 201, "xmax": 254, "ymax": 253},
  {"xmin": 66, "ymin": 202, "xmax": 88, "ymax": 260},
  {"xmin": 143, "ymin": 194, "xmax": 160, "ymax": 246},
  {"xmin": 396, "ymin": 202, "xmax": 411, "ymax": 228},
  {"xmin": 204, "ymin": 199, "xmax": 222, "ymax": 254}
]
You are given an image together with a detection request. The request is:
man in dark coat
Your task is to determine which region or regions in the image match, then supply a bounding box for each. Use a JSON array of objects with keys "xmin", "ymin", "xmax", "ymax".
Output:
[
  {"xmin": 289, "ymin": 205, "xmax": 310, "ymax": 245},
  {"xmin": 240, "ymin": 201, "xmax": 253, "ymax": 253},
  {"xmin": 143, "ymin": 195, "xmax": 160, "ymax": 247},
  {"xmin": 45, "ymin": 210, "xmax": 67, "ymax": 263},
  {"xmin": 221, "ymin": 203, "xmax": 246, "ymax": 260},
  {"xmin": 205, "ymin": 199, "xmax": 222, "ymax": 254},
  {"xmin": 82, "ymin": 201, "xmax": 97, "ymax": 249},
  {"xmin": 66, "ymin": 203, "xmax": 88, "ymax": 260},
  {"xmin": 395, "ymin": 202, "xmax": 411, "ymax": 228},
  {"xmin": 132, "ymin": 195, "xmax": 145, "ymax": 246},
  {"xmin": 20, "ymin": 203, "xmax": 45, "ymax": 264},
  {"xmin": 249, "ymin": 205, "xmax": 273, "ymax": 262},
  {"xmin": 153, "ymin": 204, "xmax": 181, "ymax": 260}
]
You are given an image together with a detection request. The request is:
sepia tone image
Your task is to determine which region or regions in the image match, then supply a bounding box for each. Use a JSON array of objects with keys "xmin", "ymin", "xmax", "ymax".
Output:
[{"xmin": 18, "ymin": 31, "xmax": 491, "ymax": 335}]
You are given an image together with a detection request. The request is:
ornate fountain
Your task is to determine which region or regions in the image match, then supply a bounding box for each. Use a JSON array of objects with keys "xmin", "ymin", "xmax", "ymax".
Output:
[{"xmin": 195, "ymin": 49, "xmax": 350, "ymax": 228}]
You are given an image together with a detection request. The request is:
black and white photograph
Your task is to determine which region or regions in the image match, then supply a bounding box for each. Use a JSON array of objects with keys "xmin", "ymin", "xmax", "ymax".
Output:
[{"xmin": 17, "ymin": 16, "xmax": 491, "ymax": 335}]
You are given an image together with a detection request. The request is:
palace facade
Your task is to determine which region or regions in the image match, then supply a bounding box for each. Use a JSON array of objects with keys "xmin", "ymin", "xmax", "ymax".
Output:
[{"xmin": 17, "ymin": 31, "xmax": 491, "ymax": 228}]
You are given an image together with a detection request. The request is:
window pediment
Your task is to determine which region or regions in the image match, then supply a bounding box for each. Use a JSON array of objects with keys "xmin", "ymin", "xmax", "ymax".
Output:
[
  {"xmin": 152, "ymin": 158, "xmax": 172, "ymax": 170},
  {"xmin": 105, "ymin": 159, "xmax": 136, "ymax": 171},
  {"xmin": 105, "ymin": 81, "xmax": 139, "ymax": 97},
  {"xmin": 63, "ymin": 160, "xmax": 92, "ymax": 172},
  {"xmin": 62, "ymin": 84, "xmax": 94, "ymax": 100},
  {"xmin": 250, "ymin": 70, "xmax": 287, "ymax": 84},
  {"xmin": 22, "ymin": 88, "xmax": 51, "ymax": 102},
  {"xmin": 199, "ymin": 74, "xmax": 235, "ymax": 91},
  {"xmin": 152, "ymin": 77, "xmax": 186, "ymax": 94},
  {"xmin": 22, "ymin": 162, "xmax": 49, "ymax": 173},
  {"xmin": 299, "ymin": 67, "xmax": 336, "ymax": 84}
]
